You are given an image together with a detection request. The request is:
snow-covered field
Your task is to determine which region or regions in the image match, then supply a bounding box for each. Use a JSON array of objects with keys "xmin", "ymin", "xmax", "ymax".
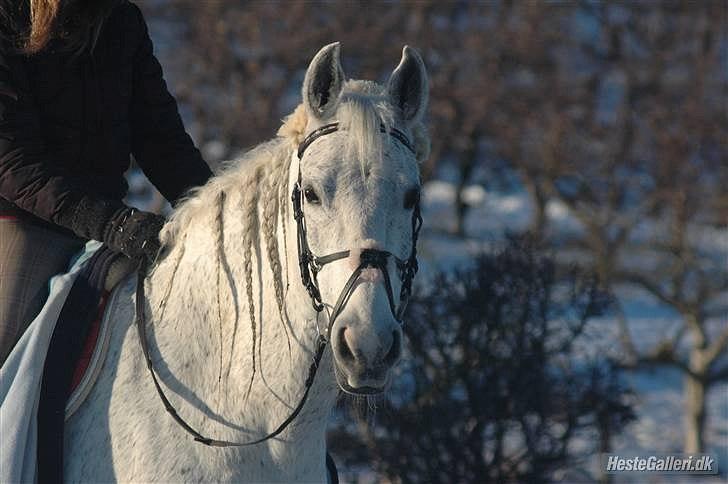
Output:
[{"xmin": 421, "ymin": 179, "xmax": 728, "ymax": 482}]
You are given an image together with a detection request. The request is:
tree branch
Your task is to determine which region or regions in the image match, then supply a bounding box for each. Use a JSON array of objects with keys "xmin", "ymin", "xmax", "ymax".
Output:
[
  {"xmin": 614, "ymin": 270, "xmax": 681, "ymax": 310},
  {"xmin": 704, "ymin": 325, "xmax": 728, "ymax": 368},
  {"xmin": 708, "ymin": 365, "xmax": 728, "ymax": 383}
]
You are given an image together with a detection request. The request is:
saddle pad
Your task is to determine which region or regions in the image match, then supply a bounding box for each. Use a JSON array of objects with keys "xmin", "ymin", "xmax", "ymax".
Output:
[
  {"xmin": 64, "ymin": 290, "xmax": 112, "ymax": 419},
  {"xmin": 37, "ymin": 245, "xmax": 127, "ymax": 483},
  {"xmin": 0, "ymin": 241, "xmax": 100, "ymax": 484}
]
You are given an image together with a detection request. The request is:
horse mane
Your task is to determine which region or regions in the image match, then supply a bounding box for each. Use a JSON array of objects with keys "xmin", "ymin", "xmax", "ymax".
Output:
[{"xmin": 158, "ymin": 80, "xmax": 431, "ymax": 339}]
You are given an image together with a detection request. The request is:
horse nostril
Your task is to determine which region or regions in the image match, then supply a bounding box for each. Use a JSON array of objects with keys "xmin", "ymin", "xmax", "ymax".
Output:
[
  {"xmin": 338, "ymin": 327, "xmax": 355, "ymax": 364},
  {"xmin": 383, "ymin": 330, "xmax": 401, "ymax": 366}
]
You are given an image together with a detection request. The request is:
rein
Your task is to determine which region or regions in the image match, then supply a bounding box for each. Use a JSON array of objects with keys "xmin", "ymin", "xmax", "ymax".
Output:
[
  {"xmin": 134, "ymin": 121, "xmax": 421, "ymax": 455},
  {"xmin": 136, "ymin": 261, "xmax": 327, "ymax": 447}
]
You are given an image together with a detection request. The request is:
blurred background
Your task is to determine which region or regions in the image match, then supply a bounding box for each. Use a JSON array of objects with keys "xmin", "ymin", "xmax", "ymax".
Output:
[{"xmin": 128, "ymin": 1, "xmax": 727, "ymax": 482}]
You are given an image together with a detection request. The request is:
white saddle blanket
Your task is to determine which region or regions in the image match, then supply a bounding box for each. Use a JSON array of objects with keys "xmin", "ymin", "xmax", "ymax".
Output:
[{"xmin": 0, "ymin": 242, "xmax": 104, "ymax": 484}]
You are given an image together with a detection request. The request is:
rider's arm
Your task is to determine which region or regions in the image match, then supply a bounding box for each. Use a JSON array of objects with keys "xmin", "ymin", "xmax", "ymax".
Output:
[
  {"xmin": 0, "ymin": 50, "xmax": 161, "ymax": 260},
  {"xmin": 0, "ymin": 49, "xmax": 125, "ymax": 231},
  {"xmin": 128, "ymin": 3, "xmax": 212, "ymax": 203}
]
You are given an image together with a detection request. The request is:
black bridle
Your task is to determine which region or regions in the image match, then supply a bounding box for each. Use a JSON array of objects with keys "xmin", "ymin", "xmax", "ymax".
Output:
[
  {"xmin": 134, "ymin": 121, "xmax": 422, "ymax": 454},
  {"xmin": 292, "ymin": 122, "xmax": 422, "ymax": 334}
]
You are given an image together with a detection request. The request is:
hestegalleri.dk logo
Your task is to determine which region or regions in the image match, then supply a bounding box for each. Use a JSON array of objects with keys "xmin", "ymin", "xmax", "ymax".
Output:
[{"xmin": 602, "ymin": 454, "xmax": 718, "ymax": 474}]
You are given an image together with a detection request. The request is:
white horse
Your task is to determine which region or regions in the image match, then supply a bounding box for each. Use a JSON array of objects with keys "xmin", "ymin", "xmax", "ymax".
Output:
[{"xmin": 64, "ymin": 42, "xmax": 429, "ymax": 482}]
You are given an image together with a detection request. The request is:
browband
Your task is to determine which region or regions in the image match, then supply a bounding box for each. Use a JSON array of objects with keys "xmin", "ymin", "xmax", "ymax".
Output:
[{"xmin": 297, "ymin": 122, "xmax": 416, "ymax": 159}]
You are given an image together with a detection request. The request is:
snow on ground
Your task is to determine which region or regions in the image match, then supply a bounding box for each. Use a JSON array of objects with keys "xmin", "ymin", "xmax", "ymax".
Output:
[
  {"xmin": 422, "ymin": 180, "xmax": 533, "ymax": 242},
  {"xmin": 418, "ymin": 179, "xmax": 728, "ymax": 482},
  {"xmin": 418, "ymin": 180, "xmax": 533, "ymax": 278}
]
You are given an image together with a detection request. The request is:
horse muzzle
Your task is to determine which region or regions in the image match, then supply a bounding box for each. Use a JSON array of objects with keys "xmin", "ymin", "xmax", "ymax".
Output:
[{"xmin": 331, "ymin": 323, "xmax": 402, "ymax": 395}]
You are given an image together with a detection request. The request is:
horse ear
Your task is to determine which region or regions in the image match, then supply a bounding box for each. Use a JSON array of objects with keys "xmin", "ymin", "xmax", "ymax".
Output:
[
  {"xmin": 302, "ymin": 42, "xmax": 345, "ymax": 121},
  {"xmin": 387, "ymin": 46, "xmax": 428, "ymax": 125}
]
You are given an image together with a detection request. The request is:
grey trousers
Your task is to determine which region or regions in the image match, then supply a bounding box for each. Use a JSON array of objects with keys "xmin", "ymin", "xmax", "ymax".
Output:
[{"xmin": 0, "ymin": 218, "xmax": 83, "ymax": 365}]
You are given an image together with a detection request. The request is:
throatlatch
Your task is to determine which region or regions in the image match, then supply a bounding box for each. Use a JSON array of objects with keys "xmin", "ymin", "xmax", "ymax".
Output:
[{"xmin": 134, "ymin": 120, "xmax": 422, "ymax": 452}]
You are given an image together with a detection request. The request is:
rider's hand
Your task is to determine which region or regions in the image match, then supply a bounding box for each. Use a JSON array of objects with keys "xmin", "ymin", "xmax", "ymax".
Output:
[
  {"xmin": 59, "ymin": 196, "xmax": 164, "ymax": 264},
  {"xmin": 105, "ymin": 207, "xmax": 164, "ymax": 263}
]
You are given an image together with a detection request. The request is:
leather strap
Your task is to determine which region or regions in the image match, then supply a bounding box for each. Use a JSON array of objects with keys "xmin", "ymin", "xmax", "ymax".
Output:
[
  {"xmin": 135, "ymin": 259, "xmax": 328, "ymax": 447},
  {"xmin": 297, "ymin": 122, "xmax": 416, "ymax": 160}
]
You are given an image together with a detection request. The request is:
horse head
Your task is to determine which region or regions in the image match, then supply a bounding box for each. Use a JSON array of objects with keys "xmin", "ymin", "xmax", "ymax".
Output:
[{"xmin": 291, "ymin": 42, "xmax": 429, "ymax": 395}]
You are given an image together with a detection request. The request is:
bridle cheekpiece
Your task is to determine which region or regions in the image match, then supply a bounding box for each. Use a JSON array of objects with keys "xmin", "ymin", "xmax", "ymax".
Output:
[{"xmin": 292, "ymin": 121, "xmax": 422, "ymax": 338}]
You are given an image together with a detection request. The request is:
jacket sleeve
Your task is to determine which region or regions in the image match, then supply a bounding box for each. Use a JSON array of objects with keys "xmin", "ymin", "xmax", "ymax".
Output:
[
  {"xmin": 0, "ymin": 51, "xmax": 125, "ymax": 236},
  {"xmin": 128, "ymin": 4, "xmax": 212, "ymax": 203}
]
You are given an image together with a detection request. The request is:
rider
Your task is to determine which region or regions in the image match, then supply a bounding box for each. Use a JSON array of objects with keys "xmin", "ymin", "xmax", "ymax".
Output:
[{"xmin": 0, "ymin": 0, "xmax": 212, "ymax": 364}]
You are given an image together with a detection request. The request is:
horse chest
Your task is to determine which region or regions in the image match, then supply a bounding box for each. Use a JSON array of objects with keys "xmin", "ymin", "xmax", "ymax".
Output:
[{"xmin": 63, "ymin": 281, "xmax": 327, "ymax": 483}]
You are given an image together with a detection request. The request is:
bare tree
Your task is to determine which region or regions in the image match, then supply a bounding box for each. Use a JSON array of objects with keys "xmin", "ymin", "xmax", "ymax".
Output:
[{"xmin": 483, "ymin": 2, "xmax": 727, "ymax": 453}]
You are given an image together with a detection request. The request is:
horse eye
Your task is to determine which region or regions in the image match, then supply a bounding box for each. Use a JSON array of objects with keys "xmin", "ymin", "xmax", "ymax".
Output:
[
  {"xmin": 403, "ymin": 187, "xmax": 420, "ymax": 210},
  {"xmin": 304, "ymin": 186, "xmax": 320, "ymax": 205}
]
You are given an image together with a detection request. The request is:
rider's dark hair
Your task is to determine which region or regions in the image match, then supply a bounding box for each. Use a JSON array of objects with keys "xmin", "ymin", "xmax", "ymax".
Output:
[{"xmin": 0, "ymin": 0, "xmax": 120, "ymax": 55}]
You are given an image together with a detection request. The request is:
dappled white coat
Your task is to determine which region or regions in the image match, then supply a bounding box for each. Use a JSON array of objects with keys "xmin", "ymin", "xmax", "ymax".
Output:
[{"xmin": 64, "ymin": 42, "xmax": 429, "ymax": 482}]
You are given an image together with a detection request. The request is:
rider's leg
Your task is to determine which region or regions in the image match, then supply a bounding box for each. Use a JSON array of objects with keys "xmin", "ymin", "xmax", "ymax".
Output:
[{"xmin": 0, "ymin": 218, "xmax": 83, "ymax": 365}]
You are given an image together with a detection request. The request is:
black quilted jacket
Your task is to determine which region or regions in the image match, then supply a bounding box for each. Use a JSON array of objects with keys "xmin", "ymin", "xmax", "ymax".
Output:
[{"xmin": 0, "ymin": 0, "xmax": 211, "ymax": 233}]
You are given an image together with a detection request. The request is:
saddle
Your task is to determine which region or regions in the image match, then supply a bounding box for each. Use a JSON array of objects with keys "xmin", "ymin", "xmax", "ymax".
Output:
[{"xmin": 37, "ymin": 246, "xmax": 131, "ymax": 483}]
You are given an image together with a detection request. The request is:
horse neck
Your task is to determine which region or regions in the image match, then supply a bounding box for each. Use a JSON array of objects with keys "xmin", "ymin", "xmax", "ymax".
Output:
[{"xmin": 142, "ymin": 177, "xmax": 338, "ymax": 474}]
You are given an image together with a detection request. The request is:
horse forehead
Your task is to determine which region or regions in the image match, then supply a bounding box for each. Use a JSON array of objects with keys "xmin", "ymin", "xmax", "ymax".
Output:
[
  {"xmin": 335, "ymin": 165, "xmax": 412, "ymax": 205},
  {"xmin": 306, "ymin": 134, "xmax": 415, "ymax": 180},
  {"xmin": 309, "ymin": 154, "xmax": 406, "ymax": 212}
]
